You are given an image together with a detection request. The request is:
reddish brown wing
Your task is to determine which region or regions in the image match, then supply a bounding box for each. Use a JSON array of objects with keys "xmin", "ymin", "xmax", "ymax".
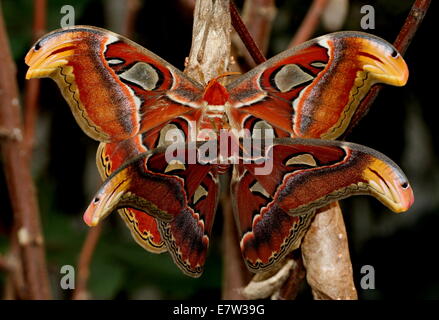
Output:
[
  {"xmin": 231, "ymin": 138, "xmax": 413, "ymax": 272},
  {"xmin": 227, "ymin": 32, "xmax": 409, "ymax": 274},
  {"xmin": 227, "ymin": 32, "xmax": 408, "ymax": 139},
  {"xmin": 155, "ymin": 170, "xmax": 220, "ymax": 277},
  {"xmin": 89, "ymin": 140, "xmax": 220, "ymax": 277},
  {"xmin": 25, "ymin": 26, "xmax": 204, "ymax": 142}
]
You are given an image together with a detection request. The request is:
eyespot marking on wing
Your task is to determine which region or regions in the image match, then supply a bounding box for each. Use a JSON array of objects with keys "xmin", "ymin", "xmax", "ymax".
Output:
[
  {"xmin": 107, "ymin": 58, "xmax": 125, "ymax": 65},
  {"xmin": 164, "ymin": 159, "xmax": 186, "ymax": 173},
  {"xmin": 193, "ymin": 184, "xmax": 208, "ymax": 204},
  {"xmin": 273, "ymin": 64, "xmax": 314, "ymax": 92},
  {"xmin": 285, "ymin": 154, "xmax": 317, "ymax": 167},
  {"xmin": 310, "ymin": 61, "xmax": 327, "ymax": 69},
  {"xmin": 249, "ymin": 180, "xmax": 271, "ymax": 199},
  {"xmin": 157, "ymin": 123, "xmax": 186, "ymax": 148}
]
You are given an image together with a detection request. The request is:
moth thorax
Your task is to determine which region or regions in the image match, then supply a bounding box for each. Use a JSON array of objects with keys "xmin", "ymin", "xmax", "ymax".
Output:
[{"xmin": 196, "ymin": 76, "xmax": 234, "ymax": 137}]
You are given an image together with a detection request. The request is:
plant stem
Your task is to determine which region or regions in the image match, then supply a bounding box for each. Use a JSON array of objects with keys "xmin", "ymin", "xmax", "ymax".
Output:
[
  {"xmin": 241, "ymin": 0, "xmax": 276, "ymax": 56},
  {"xmin": 72, "ymin": 225, "xmax": 102, "ymax": 300},
  {"xmin": 230, "ymin": 1, "xmax": 266, "ymax": 65},
  {"xmin": 23, "ymin": 0, "xmax": 46, "ymax": 154},
  {"xmin": 289, "ymin": 0, "xmax": 329, "ymax": 48},
  {"xmin": 301, "ymin": 202, "xmax": 357, "ymax": 300},
  {"xmin": 344, "ymin": 0, "xmax": 431, "ymax": 137}
]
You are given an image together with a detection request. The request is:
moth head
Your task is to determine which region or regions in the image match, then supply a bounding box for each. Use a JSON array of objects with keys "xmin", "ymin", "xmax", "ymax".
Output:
[
  {"xmin": 354, "ymin": 36, "xmax": 408, "ymax": 87},
  {"xmin": 363, "ymin": 158, "xmax": 414, "ymax": 213},
  {"xmin": 203, "ymin": 72, "xmax": 240, "ymax": 105},
  {"xmin": 83, "ymin": 170, "xmax": 131, "ymax": 226}
]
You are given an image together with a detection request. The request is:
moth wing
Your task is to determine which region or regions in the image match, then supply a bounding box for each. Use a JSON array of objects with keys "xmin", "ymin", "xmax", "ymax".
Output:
[
  {"xmin": 227, "ymin": 32, "xmax": 408, "ymax": 139},
  {"xmin": 232, "ymin": 138, "xmax": 413, "ymax": 271},
  {"xmin": 26, "ymin": 26, "xmax": 204, "ymax": 142}
]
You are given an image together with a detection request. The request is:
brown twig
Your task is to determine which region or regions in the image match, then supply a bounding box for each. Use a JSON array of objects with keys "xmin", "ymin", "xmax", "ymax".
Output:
[
  {"xmin": 344, "ymin": 0, "xmax": 431, "ymax": 137},
  {"xmin": 72, "ymin": 225, "xmax": 103, "ymax": 300},
  {"xmin": 0, "ymin": 255, "xmax": 10, "ymax": 271},
  {"xmin": 289, "ymin": 0, "xmax": 329, "ymax": 48},
  {"xmin": 230, "ymin": 0, "xmax": 276, "ymax": 69},
  {"xmin": 301, "ymin": 202, "xmax": 357, "ymax": 300},
  {"xmin": 123, "ymin": 0, "xmax": 141, "ymax": 38},
  {"xmin": 393, "ymin": 0, "xmax": 430, "ymax": 55},
  {"xmin": 185, "ymin": 0, "xmax": 232, "ymax": 83},
  {"xmin": 0, "ymin": 127, "xmax": 22, "ymax": 140},
  {"xmin": 1, "ymin": 234, "xmax": 27, "ymax": 299},
  {"xmin": 230, "ymin": 1, "xmax": 266, "ymax": 65},
  {"xmin": 23, "ymin": 0, "xmax": 46, "ymax": 154},
  {"xmin": 0, "ymin": 4, "xmax": 51, "ymax": 299},
  {"xmin": 241, "ymin": 0, "xmax": 276, "ymax": 56},
  {"xmin": 242, "ymin": 258, "xmax": 295, "ymax": 299}
]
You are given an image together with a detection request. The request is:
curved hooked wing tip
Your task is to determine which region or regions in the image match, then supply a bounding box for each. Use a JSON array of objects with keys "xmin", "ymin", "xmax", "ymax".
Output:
[
  {"xmin": 361, "ymin": 157, "xmax": 414, "ymax": 213},
  {"xmin": 312, "ymin": 31, "xmax": 409, "ymax": 87},
  {"xmin": 83, "ymin": 166, "xmax": 132, "ymax": 227},
  {"xmin": 25, "ymin": 31, "xmax": 72, "ymax": 79},
  {"xmin": 274, "ymin": 139, "xmax": 415, "ymax": 216},
  {"xmin": 25, "ymin": 26, "xmax": 141, "ymax": 142},
  {"xmin": 352, "ymin": 34, "xmax": 408, "ymax": 87},
  {"xmin": 83, "ymin": 150, "xmax": 188, "ymax": 227}
]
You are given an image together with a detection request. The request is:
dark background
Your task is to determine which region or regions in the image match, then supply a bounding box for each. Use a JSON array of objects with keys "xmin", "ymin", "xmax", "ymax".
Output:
[{"xmin": 0, "ymin": 0, "xmax": 437, "ymax": 299}]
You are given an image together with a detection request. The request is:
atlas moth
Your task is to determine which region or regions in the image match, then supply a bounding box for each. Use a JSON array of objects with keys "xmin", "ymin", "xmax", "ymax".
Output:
[{"xmin": 25, "ymin": 26, "xmax": 413, "ymax": 277}]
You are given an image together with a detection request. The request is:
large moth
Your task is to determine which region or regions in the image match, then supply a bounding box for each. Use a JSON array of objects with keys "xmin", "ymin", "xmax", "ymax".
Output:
[{"xmin": 26, "ymin": 26, "xmax": 413, "ymax": 277}]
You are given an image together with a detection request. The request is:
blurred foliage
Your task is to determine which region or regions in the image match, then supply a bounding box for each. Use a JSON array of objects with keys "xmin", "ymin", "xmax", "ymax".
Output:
[{"xmin": 0, "ymin": 0, "xmax": 438, "ymax": 299}]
